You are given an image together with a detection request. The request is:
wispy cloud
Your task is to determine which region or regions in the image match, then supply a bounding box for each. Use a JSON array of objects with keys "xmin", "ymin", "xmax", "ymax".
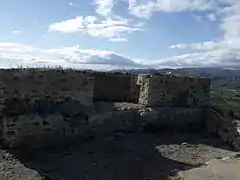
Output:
[
  {"xmin": 2, "ymin": 40, "xmax": 240, "ymax": 70},
  {"xmin": 11, "ymin": 30, "xmax": 22, "ymax": 34},
  {"xmin": 94, "ymin": 0, "xmax": 115, "ymax": 17},
  {"xmin": 150, "ymin": 0, "xmax": 240, "ymax": 68},
  {"xmin": 0, "ymin": 42, "xmax": 143, "ymax": 69},
  {"xmin": 170, "ymin": 41, "xmax": 227, "ymax": 51},
  {"xmin": 49, "ymin": 16, "xmax": 143, "ymax": 41},
  {"xmin": 207, "ymin": 13, "xmax": 217, "ymax": 21},
  {"xmin": 49, "ymin": 16, "xmax": 84, "ymax": 33},
  {"xmin": 5, "ymin": 0, "xmax": 240, "ymax": 69},
  {"xmin": 128, "ymin": 0, "xmax": 217, "ymax": 19},
  {"xmin": 192, "ymin": 13, "xmax": 217, "ymax": 22}
]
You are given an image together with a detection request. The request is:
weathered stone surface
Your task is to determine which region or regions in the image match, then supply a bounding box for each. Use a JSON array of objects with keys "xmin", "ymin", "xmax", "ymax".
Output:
[
  {"xmin": 138, "ymin": 74, "xmax": 211, "ymax": 107},
  {"xmin": 206, "ymin": 107, "xmax": 240, "ymax": 151},
  {"xmin": 137, "ymin": 74, "xmax": 150, "ymax": 105},
  {"xmin": 87, "ymin": 102, "xmax": 140, "ymax": 139},
  {"xmin": 1, "ymin": 113, "xmax": 88, "ymax": 148},
  {"xmin": 0, "ymin": 69, "xmax": 210, "ymax": 148},
  {"xmin": 218, "ymin": 118, "xmax": 240, "ymax": 151},
  {"xmin": 2, "ymin": 97, "xmax": 93, "ymax": 117},
  {"xmin": 87, "ymin": 102, "xmax": 206, "ymax": 138},
  {"xmin": 205, "ymin": 108, "xmax": 222, "ymax": 135},
  {"xmin": 0, "ymin": 69, "xmax": 95, "ymax": 114},
  {"xmin": 139, "ymin": 107, "xmax": 206, "ymax": 132},
  {"xmin": 93, "ymin": 72, "xmax": 139, "ymax": 103}
]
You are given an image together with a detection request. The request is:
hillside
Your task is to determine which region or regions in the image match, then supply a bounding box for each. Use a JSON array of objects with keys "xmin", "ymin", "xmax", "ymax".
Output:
[{"xmin": 111, "ymin": 67, "xmax": 240, "ymax": 90}]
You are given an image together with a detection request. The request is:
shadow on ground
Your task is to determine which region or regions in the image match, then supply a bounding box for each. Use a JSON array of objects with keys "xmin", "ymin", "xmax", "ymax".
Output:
[{"xmin": 7, "ymin": 132, "xmax": 235, "ymax": 180}]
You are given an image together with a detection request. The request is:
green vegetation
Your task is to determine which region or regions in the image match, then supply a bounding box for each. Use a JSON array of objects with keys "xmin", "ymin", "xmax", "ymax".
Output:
[
  {"xmin": 210, "ymin": 88, "xmax": 240, "ymax": 118},
  {"xmin": 172, "ymin": 73, "xmax": 202, "ymax": 79}
]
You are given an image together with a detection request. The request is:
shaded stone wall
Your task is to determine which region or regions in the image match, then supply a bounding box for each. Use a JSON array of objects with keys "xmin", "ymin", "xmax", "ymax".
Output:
[
  {"xmin": 0, "ymin": 69, "xmax": 94, "ymax": 147},
  {"xmin": 0, "ymin": 69, "xmax": 211, "ymax": 148},
  {"xmin": 86, "ymin": 102, "xmax": 206, "ymax": 139},
  {"xmin": 206, "ymin": 107, "xmax": 240, "ymax": 151},
  {"xmin": 2, "ymin": 113, "xmax": 88, "ymax": 147},
  {"xmin": 93, "ymin": 72, "xmax": 139, "ymax": 103},
  {"xmin": 138, "ymin": 74, "xmax": 211, "ymax": 107},
  {"xmin": 139, "ymin": 107, "xmax": 206, "ymax": 132},
  {"xmin": 0, "ymin": 69, "xmax": 94, "ymax": 112}
]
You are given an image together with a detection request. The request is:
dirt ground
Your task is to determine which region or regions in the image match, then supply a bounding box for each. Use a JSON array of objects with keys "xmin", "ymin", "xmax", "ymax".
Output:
[
  {"xmin": 176, "ymin": 157, "xmax": 240, "ymax": 180},
  {"xmin": 0, "ymin": 133, "xmax": 238, "ymax": 180}
]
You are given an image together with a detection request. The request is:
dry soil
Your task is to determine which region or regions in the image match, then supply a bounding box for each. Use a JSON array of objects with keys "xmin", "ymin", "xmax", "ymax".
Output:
[{"xmin": 0, "ymin": 133, "xmax": 238, "ymax": 180}]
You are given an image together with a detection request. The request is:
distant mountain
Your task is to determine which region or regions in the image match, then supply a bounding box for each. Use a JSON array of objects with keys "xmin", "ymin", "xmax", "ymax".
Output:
[{"xmin": 110, "ymin": 67, "xmax": 240, "ymax": 90}]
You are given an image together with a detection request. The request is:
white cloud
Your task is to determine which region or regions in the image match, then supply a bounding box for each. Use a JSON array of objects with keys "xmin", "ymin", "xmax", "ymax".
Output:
[
  {"xmin": 69, "ymin": 2, "xmax": 73, "ymax": 6},
  {"xmin": 109, "ymin": 37, "xmax": 128, "ymax": 42},
  {"xmin": 170, "ymin": 44, "xmax": 188, "ymax": 49},
  {"xmin": 128, "ymin": 0, "xmax": 218, "ymax": 19},
  {"xmin": 207, "ymin": 13, "xmax": 217, "ymax": 21},
  {"xmin": 192, "ymin": 13, "xmax": 217, "ymax": 22},
  {"xmin": 94, "ymin": 0, "xmax": 115, "ymax": 17},
  {"xmin": 1, "ymin": 38, "xmax": 240, "ymax": 70},
  {"xmin": 0, "ymin": 42, "xmax": 35, "ymax": 53},
  {"xmin": 5, "ymin": 1, "xmax": 240, "ymax": 69},
  {"xmin": 170, "ymin": 41, "xmax": 230, "ymax": 51},
  {"xmin": 220, "ymin": 2, "xmax": 240, "ymax": 41},
  {"xmin": 147, "ymin": 48, "xmax": 240, "ymax": 68},
  {"xmin": 48, "ymin": 0, "xmax": 240, "ymax": 69},
  {"xmin": 11, "ymin": 30, "xmax": 22, "ymax": 34},
  {"xmin": 49, "ymin": 16, "xmax": 143, "ymax": 41},
  {"xmin": 0, "ymin": 42, "xmax": 143, "ymax": 69},
  {"xmin": 85, "ymin": 18, "xmax": 141, "ymax": 41},
  {"xmin": 49, "ymin": 16, "xmax": 84, "ymax": 33},
  {"xmin": 160, "ymin": 1, "xmax": 240, "ymax": 68}
]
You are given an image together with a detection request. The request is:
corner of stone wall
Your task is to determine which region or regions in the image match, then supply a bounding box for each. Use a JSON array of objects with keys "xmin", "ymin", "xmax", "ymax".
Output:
[{"xmin": 137, "ymin": 74, "xmax": 151, "ymax": 106}]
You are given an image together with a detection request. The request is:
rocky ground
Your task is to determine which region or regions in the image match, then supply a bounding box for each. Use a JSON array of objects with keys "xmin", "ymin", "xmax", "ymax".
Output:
[{"xmin": 0, "ymin": 133, "xmax": 239, "ymax": 180}]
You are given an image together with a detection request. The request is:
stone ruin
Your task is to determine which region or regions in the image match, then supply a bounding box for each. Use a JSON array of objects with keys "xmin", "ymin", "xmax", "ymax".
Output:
[
  {"xmin": 0, "ymin": 69, "xmax": 214, "ymax": 148},
  {"xmin": 206, "ymin": 106, "xmax": 240, "ymax": 151}
]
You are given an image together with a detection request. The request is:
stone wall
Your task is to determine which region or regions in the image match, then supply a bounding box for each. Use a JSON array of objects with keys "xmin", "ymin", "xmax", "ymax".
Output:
[
  {"xmin": 0, "ymin": 69, "xmax": 94, "ymax": 113},
  {"xmin": 139, "ymin": 107, "xmax": 206, "ymax": 132},
  {"xmin": 86, "ymin": 102, "xmax": 205, "ymax": 139},
  {"xmin": 138, "ymin": 74, "xmax": 211, "ymax": 107},
  {"xmin": 0, "ymin": 69, "xmax": 94, "ymax": 147},
  {"xmin": 93, "ymin": 72, "xmax": 139, "ymax": 103},
  {"xmin": 0, "ymin": 69, "xmax": 211, "ymax": 148},
  {"xmin": 206, "ymin": 107, "xmax": 240, "ymax": 151},
  {"xmin": 2, "ymin": 113, "xmax": 89, "ymax": 147}
]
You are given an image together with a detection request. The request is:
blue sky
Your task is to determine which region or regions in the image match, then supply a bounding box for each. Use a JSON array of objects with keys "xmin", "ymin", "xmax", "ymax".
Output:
[{"xmin": 0, "ymin": 0, "xmax": 240, "ymax": 69}]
